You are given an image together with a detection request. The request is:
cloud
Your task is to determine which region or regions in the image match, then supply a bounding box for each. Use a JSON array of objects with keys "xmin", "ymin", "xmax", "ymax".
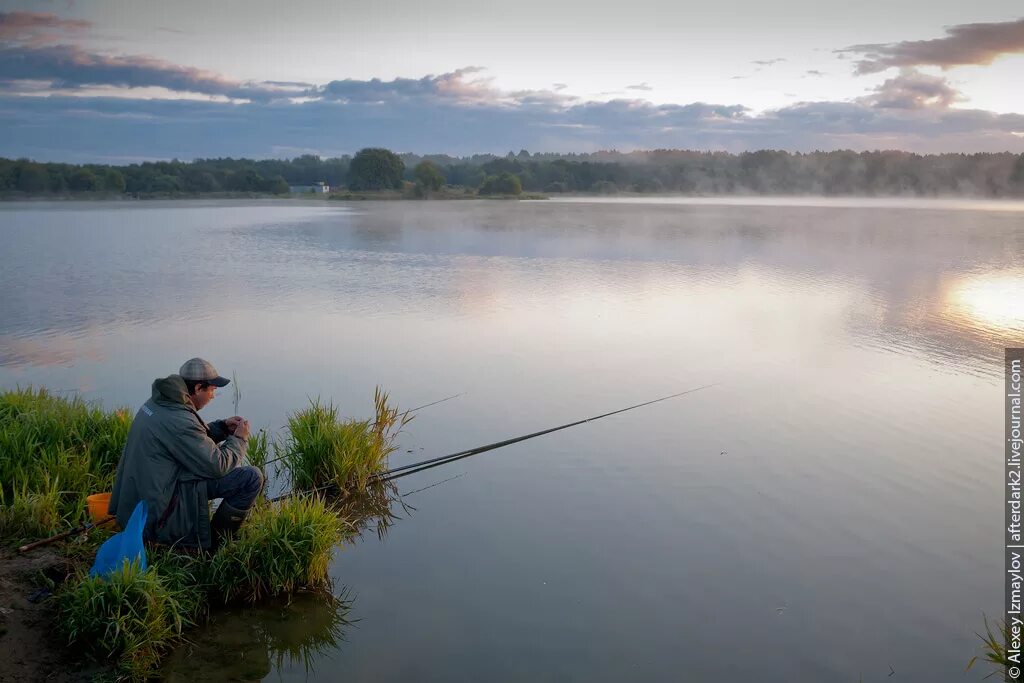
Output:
[
  {"xmin": 0, "ymin": 11, "xmax": 89, "ymax": 46},
  {"xmin": 4, "ymin": 79, "xmax": 1022, "ymax": 164},
  {"xmin": 313, "ymin": 66, "xmax": 505, "ymax": 104},
  {"xmin": 752, "ymin": 58, "xmax": 786, "ymax": 66},
  {"xmin": 263, "ymin": 80, "xmax": 315, "ymax": 89},
  {"xmin": 841, "ymin": 17, "xmax": 1024, "ymax": 73},
  {"xmin": 0, "ymin": 12, "xmax": 1021, "ymax": 161},
  {"xmin": 0, "ymin": 44, "xmax": 288, "ymax": 101},
  {"xmin": 552, "ymin": 83, "xmax": 568, "ymax": 91},
  {"xmin": 861, "ymin": 68, "xmax": 964, "ymax": 110},
  {"xmin": 0, "ymin": 15, "xmax": 297, "ymax": 101}
]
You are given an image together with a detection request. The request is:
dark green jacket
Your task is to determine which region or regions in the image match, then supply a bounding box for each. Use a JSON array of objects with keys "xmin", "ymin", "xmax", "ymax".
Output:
[{"xmin": 109, "ymin": 375, "xmax": 247, "ymax": 548}]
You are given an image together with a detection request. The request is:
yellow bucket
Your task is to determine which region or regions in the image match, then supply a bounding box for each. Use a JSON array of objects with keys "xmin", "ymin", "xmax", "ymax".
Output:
[{"xmin": 86, "ymin": 493, "xmax": 117, "ymax": 528}]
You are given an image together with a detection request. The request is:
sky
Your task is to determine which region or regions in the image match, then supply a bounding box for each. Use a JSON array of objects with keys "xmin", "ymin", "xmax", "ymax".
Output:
[{"xmin": 0, "ymin": 0, "xmax": 1022, "ymax": 162}]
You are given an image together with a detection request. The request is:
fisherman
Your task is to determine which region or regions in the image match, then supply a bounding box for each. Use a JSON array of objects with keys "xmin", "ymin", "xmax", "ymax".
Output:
[{"xmin": 109, "ymin": 358, "xmax": 264, "ymax": 551}]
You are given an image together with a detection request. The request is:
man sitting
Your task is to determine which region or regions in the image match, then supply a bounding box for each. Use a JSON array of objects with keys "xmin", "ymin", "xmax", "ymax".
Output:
[{"xmin": 109, "ymin": 358, "xmax": 264, "ymax": 550}]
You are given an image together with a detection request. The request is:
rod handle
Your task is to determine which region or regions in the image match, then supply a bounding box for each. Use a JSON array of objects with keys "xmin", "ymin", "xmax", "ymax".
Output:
[{"xmin": 16, "ymin": 516, "xmax": 115, "ymax": 553}]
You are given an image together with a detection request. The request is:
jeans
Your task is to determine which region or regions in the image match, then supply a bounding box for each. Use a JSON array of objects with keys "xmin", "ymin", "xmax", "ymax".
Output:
[{"xmin": 207, "ymin": 465, "xmax": 264, "ymax": 511}]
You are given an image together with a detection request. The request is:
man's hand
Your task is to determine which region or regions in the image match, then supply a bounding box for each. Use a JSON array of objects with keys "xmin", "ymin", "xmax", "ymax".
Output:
[{"xmin": 225, "ymin": 416, "xmax": 250, "ymax": 441}]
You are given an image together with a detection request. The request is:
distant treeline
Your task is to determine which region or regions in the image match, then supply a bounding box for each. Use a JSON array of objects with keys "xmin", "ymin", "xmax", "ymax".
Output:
[{"xmin": 3, "ymin": 149, "xmax": 1024, "ymax": 197}]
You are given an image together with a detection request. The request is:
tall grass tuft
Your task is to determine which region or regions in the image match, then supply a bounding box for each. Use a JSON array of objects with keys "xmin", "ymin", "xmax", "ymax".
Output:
[
  {"xmin": 209, "ymin": 495, "xmax": 348, "ymax": 602},
  {"xmin": 281, "ymin": 387, "xmax": 410, "ymax": 494},
  {"xmin": 966, "ymin": 614, "xmax": 1013, "ymax": 679},
  {"xmin": 0, "ymin": 482, "xmax": 62, "ymax": 540},
  {"xmin": 245, "ymin": 428, "xmax": 271, "ymax": 471},
  {"xmin": 147, "ymin": 546, "xmax": 213, "ymax": 623},
  {"xmin": 0, "ymin": 387, "xmax": 131, "ymax": 539},
  {"xmin": 56, "ymin": 561, "xmax": 194, "ymax": 681}
]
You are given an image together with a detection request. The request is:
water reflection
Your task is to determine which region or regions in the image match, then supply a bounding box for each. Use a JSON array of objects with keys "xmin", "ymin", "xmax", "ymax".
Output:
[
  {"xmin": 162, "ymin": 592, "xmax": 352, "ymax": 682},
  {"xmin": 1, "ymin": 199, "xmax": 1022, "ymax": 376},
  {"xmin": 0, "ymin": 333, "xmax": 105, "ymax": 368},
  {"xmin": 946, "ymin": 270, "xmax": 1024, "ymax": 333}
]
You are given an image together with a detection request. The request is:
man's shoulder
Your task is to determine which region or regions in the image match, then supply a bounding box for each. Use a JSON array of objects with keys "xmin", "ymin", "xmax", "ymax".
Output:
[{"xmin": 137, "ymin": 398, "xmax": 197, "ymax": 426}]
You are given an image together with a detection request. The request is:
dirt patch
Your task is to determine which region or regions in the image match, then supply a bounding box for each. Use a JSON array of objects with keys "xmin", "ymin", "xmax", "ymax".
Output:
[{"xmin": 0, "ymin": 548, "xmax": 92, "ymax": 683}]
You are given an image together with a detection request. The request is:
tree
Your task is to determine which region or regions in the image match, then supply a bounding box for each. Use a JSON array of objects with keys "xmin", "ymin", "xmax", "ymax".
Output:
[
  {"xmin": 0, "ymin": 158, "xmax": 14, "ymax": 190},
  {"xmin": 183, "ymin": 169, "xmax": 220, "ymax": 193},
  {"xmin": 479, "ymin": 172, "xmax": 522, "ymax": 196},
  {"xmin": 1011, "ymin": 154, "xmax": 1024, "ymax": 195},
  {"xmin": 264, "ymin": 175, "xmax": 290, "ymax": 194},
  {"xmin": 150, "ymin": 174, "xmax": 182, "ymax": 194},
  {"xmin": 413, "ymin": 160, "xmax": 445, "ymax": 194},
  {"xmin": 68, "ymin": 168, "xmax": 99, "ymax": 192},
  {"xmin": 15, "ymin": 162, "xmax": 49, "ymax": 193},
  {"xmin": 347, "ymin": 148, "xmax": 404, "ymax": 190},
  {"xmin": 102, "ymin": 169, "xmax": 126, "ymax": 193},
  {"xmin": 47, "ymin": 169, "xmax": 68, "ymax": 193}
]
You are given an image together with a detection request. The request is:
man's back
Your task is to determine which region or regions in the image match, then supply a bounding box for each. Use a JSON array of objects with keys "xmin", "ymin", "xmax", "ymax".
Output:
[{"xmin": 110, "ymin": 374, "xmax": 246, "ymax": 548}]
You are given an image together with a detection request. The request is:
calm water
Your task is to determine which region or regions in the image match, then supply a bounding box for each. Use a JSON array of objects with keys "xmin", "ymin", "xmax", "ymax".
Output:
[{"xmin": 2, "ymin": 198, "xmax": 1022, "ymax": 681}]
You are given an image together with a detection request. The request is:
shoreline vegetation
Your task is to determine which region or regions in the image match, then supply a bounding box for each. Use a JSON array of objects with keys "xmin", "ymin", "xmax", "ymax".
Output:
[
  {"xmin": 0, "ymin": 386, "xmax": 407, "ymax": 681},
  {"xmin": 2, "ymin": 147, "xmax": 1023, "ymax": 201}
]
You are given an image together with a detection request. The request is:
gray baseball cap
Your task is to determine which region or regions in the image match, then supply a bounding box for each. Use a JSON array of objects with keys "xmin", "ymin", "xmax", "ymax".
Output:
[{"xmin": 179, "ymin": 358, "xmax": 230, "ymax": 387}]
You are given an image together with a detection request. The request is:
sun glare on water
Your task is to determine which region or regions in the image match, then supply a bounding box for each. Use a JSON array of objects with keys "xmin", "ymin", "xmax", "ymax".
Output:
[{"xmin": 947, "ymin": 272, "xmax": 1024, "ymax": 333}]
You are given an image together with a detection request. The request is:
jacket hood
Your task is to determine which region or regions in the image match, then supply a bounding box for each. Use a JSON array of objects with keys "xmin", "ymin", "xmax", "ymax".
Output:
[{"xmin": 151, "ymin": 374, "xmax": 190, "ymax": 406}]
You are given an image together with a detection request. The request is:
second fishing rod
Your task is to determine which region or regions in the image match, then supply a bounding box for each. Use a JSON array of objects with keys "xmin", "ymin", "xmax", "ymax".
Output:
[{"xmin": 269, "ymin": 383, "xmax": 717, "ymax": 502}]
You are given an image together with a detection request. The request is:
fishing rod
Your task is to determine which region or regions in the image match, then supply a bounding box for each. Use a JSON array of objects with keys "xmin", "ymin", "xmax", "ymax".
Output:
[
  {"xmin": 268, "ymin": 383, "xmax": 716, "ymax": 502},
  {"xmin": 260, "ymin": 392, "xmax": 464, "ymax": 469},
  {"xmin": 375, "ymin": 384, "xmax": 717, "ymax": 482},
  {"xmin": 18, "ymin": 516, "xmax": 116, "ymax": 554}
]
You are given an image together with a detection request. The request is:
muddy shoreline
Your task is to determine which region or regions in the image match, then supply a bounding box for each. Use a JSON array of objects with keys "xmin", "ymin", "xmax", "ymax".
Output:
[{"xmin": 0, "ymin": 548, "xmax": 95, "ymax": 682}]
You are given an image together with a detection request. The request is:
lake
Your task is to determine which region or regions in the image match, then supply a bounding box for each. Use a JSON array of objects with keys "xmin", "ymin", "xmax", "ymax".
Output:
[{"xmin": 1, "ymin": 198, "xmax": 1021, "ymax": 681}]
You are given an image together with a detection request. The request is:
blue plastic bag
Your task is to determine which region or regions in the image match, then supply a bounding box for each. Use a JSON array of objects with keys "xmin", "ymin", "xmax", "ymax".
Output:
[{"xmin": 89, "ymin": 500, "xmax": 147, "ymax": 578}]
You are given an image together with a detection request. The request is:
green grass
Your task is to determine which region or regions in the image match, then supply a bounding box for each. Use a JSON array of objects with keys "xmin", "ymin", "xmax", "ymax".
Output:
[
  {"xmin": 0, "ymin": 385, "xmax": 400, "ymax": 680},
  {"xmin": 280, "ymin": 387, "xmax": 410, "ymax": 494},
  {"xmin": 209, "ymin": 494, "xmax": 349, "ymax": 602},
  {"xmin": 56, "ymin": 560, "xmax": 195, "ymax": 681},
  {"xmin": 53, "ymin": 499, "xmax": 350, "ymax": 681},
  {"xmin": 245, "ymin": 428, "xmax": 271, "ymax": 471},
  {"xmin": 0, "ymin": 387, "xmax": 130, "ymax": 539},
  {"xmin": 0, "ymin": 481, "xmax": 62, "ymax": 540},
  {"xmin": 967, "ymin": 614, "xmax": 1014, "ymax": 679}
]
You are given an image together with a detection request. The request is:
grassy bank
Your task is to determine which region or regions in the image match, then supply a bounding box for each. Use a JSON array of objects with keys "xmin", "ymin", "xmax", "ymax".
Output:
[{"xmin": 0, "ymin": 386, "xmax": 405, "ymax": 680}]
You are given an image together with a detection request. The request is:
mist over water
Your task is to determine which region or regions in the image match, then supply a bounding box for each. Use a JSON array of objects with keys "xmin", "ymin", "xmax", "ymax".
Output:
[{"xmin": 1, "ymin": 198, "xmax": 1020, "ymax": 681}]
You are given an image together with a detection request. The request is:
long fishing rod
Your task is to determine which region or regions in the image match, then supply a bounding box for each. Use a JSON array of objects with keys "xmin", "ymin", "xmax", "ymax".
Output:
[
  {"xmin": 267, "ymin": 384, "xmax": 715, "ymax": 502},
  {"xmin": 375, "ymin": 384, "xmax": 717, "ymax": 483},
  {"xmin": 260, "ymin": 392, "xmax": 464, "ymax": 469}
]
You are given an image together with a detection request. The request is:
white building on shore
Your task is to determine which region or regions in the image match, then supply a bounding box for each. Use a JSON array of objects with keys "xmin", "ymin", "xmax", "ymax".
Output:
[{"xmin": 289, "ymin": 181, "xmax": 330, "ymax": 194}]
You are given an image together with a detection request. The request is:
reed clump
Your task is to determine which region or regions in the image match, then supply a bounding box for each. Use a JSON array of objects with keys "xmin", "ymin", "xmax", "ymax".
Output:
[
  {"xmin": 966, "ymin": 614, "xmax": 1013, "ymax": 679},
  {"xmin": 0, "ymin": 482, "xmax": 62, "ymax": 540},
  {"xmin": 0, "ymin": 387, "xmax": 130, "ymax": 540},
  {"xmin": 210, "ymin": 495, "xmax": 348, "ymax": 602},
  {"xmin": 280, "ymin": 387, "xmax": 410, "ymax": 494},
  {"xmin": 55, "ymin": 560, "xmax": 195, "ymax": 680},
  {"xmin": 245, "ymin": 427, "xmax": 271, "ymax": 471}
]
